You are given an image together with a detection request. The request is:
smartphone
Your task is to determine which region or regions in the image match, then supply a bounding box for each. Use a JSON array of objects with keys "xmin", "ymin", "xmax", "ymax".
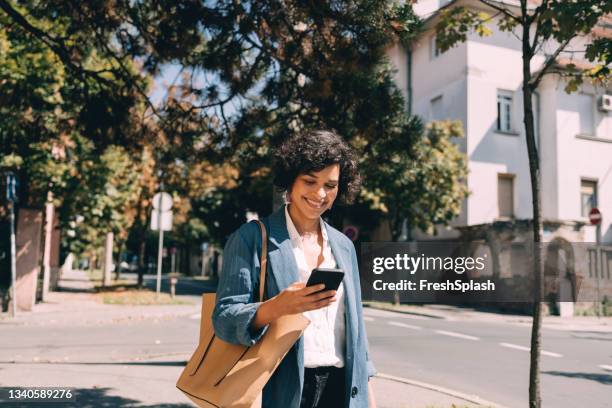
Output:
[{"xmin": 306, "ymin": 268, "xmax": 344, "ymax": 292}]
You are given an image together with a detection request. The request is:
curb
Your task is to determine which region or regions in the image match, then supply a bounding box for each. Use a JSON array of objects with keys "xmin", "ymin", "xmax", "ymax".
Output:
[{"xmin": 375, "ymin": 372, "xmax": 509, "ymax": 408}]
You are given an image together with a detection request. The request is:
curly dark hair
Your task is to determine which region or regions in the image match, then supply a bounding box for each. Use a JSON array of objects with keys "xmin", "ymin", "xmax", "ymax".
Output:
[{"xmin": 272, "ymin": 130, "xmax": 361, "ymax": 204}]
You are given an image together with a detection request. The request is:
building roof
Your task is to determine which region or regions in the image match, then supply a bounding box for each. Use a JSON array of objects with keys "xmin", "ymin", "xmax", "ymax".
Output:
[{"xmin": 416, "ymin": 0, "xmax": 611, "ymax": 39}]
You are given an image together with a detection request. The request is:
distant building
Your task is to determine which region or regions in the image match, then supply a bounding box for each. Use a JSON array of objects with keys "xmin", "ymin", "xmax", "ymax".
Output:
[{"xmin": 385, "ymin": 0, "xmax": 612, "ymax": 314}]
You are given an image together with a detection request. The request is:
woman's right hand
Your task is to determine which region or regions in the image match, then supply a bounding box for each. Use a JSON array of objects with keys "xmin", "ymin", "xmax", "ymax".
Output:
[
  {"xmin": 273, "ymin": 282, "xmax": 337, "ymax": 314},
  {"xmin": 251, "ymin": 282, "xmax": 336, "ymax": 329}
]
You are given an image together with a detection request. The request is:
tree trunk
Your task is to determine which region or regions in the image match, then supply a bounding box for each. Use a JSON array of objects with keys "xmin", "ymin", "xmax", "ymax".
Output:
[{"xmin": 520, "ymin": 7, "xmax": 544, "ymax": 407}]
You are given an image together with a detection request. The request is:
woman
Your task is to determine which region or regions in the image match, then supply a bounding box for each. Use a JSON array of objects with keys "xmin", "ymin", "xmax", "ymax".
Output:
[{"xmin": 213, "ymin": 130, "xmax": 376, "ymax": 408}]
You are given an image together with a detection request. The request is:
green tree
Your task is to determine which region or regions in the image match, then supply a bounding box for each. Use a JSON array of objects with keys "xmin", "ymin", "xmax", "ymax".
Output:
[
  {"xmin": 153, "ymin": 0, "xmax": 467, "ymax": 239},
  {"xmin": 434, "ymin": 1, "xmax": 611, "ymax": 406},
  {"xmin": 2, "ymin": 1, "xmax": 469, "ymax": 268}
]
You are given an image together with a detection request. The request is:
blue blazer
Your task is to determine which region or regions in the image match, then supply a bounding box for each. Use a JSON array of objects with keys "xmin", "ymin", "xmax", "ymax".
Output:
[{"xmin": 213, "ymin": 206, "xmax": 376, "ymax": 408}]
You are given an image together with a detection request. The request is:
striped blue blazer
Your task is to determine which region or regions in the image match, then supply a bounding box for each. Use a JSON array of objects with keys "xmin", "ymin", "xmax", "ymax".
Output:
[{"xmin": 212, "ymin": 205, "xmax": 375, "ymax": 407}]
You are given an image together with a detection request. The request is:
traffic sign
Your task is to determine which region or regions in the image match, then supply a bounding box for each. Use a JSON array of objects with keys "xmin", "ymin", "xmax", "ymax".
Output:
[
  {"xmin": 589, "ymin": 208, "xmax": 602, "ymax": 225},
  {"xmin": 151, "ymin": 209, "xmax": 173, "ymax": 231},
  {"xmin": 343, "ymin": 225, "xmax": 359, "ymax": 242},
  {"xmin": 152, "ymin": 192, "xmax": 173, "ymax": 211}
]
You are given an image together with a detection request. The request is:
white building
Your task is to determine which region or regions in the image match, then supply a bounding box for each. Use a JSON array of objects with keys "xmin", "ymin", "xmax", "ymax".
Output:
[{"xmin": 388, "ymin": 0, "xmax": 612, "ymax": 245}]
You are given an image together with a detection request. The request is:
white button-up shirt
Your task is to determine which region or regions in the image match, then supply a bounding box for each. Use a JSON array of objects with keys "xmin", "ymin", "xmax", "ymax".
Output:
[{"xmin": 285, "ymin": 206, "xmax": 346, "ymax": 368}]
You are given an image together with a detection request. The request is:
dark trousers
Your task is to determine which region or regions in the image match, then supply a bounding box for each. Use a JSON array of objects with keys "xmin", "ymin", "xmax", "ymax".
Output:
[{"xmin": 300, "ymin": 366, "xmax": 346, "ymax": 408}]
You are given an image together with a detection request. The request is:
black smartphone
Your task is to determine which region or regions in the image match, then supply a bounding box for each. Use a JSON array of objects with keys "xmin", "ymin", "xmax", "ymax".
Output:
[{"xmin": 306, "ymin": 268, "xmax": 344, "ymax": 292}]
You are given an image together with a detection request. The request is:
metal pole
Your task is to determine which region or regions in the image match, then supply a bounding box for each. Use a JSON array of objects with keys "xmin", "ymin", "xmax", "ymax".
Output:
[
  {"xmin": 41, "ymin": 191, "xmax": 54, "ymax": 301},
  {"xmin": 595, "ymin": 223, "xmax": 602, "ymax": 317},
  {"xmin": 201, "ymin": 248, "xmax": 206, "ymax": 277},
  {"xmin": 170, "ymin": 250, "xmax": 176, "ymax": 274},
  {"xmin": 9, "ymin": 201, "xmax": 17, "ymax": 317},
  {"xmin": 156, "ymin": 186, "xmax": 164, "ymax": 299}
]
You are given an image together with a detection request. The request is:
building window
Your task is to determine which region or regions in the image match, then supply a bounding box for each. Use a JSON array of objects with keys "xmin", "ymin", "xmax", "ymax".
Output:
[
  {"xmin": 576, "ymin": 93, "xmax": 595, "ymax": 135},
  {"xmin": 430, "ymin": 35, "xmax": 441, "ymax": 59},
  {"xmin": 580, "ymin": 179, "xmax": 597, "ymax": 217},
  {"xmin": 498, "ymin": 174, "xmax": 514, "ymax": 218},
  {"xmin": 430, "ymin": 95, "xmax": 444, "ymax": 120},
  {"xmin": 497, "ymin": 90, "xmax": 513, "ymax": 132}
]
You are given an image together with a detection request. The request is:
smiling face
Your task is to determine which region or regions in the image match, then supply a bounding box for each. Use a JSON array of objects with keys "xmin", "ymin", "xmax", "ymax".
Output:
[{"xmin": 287, "ymin": 164, "xmax": 340, "ymax": 222}]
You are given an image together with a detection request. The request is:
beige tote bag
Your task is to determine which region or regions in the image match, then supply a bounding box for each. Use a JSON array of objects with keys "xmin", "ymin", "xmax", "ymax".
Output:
[{"xmin": 177, "ymin": 220, "xmax": 309, "ymax": 408}]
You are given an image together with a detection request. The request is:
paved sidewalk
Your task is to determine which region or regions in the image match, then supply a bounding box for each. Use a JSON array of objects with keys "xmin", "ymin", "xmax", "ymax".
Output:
[
  {"xmin": 0, "ymin": 270, "xmax": 504, "ymax": 407},
  {"xmin": 0, "ymin": 269, "xmax": 200, "ymax": 327}
]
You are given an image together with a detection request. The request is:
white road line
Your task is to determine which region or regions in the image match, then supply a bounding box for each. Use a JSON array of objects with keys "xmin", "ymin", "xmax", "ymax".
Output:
[
  {"xmin": 435, "ymin": 330, "xmax": 479, "ymax": 341},
  {"xmin": 189, "ymin": 313, "xmax": 201, "ymax": 320},
  {"xmin": 499, "ymin": 342, "xmax": 530, "ymax": 352},
  {"xmin": 363, "ymin": 308, "xmax": 433, "ymax": 320},
  {"xmin": 499, "ymin": 342, "xmax": 563, "ymax": 358},
  {"xmin": 388, "ymin": 321, "xmax": 422, "ymax": 330},
  {"xmin": 363, "ymin": 316, "xmax": 374, "ymax": 322},
  {"xmin": 599, "ymin": 364, "xmax": 612, "ymax": 372},
  {"xmin": 541, "ymin": 350, "xmax": 563, "ymax": 358}
]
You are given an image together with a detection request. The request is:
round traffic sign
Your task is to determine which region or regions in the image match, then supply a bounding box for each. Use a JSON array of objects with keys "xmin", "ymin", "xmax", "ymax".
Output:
[
  {"xmin": 589, "ymin": 208, "xmax": 602, "ymax": 225},
  {"xmin": 152, "ymin": 192, "xmax": 173, "ymax": 211},
  {"xmin": 343, "ymin": 225, "xmax": 359, "ymax": 242}
]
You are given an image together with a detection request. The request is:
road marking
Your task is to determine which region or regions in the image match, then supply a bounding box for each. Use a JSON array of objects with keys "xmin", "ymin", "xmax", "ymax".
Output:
[
  {"xmin": 363, "ymin": 316, "xmax": 374, "ymax": 322},
  {"xmin": 189, "ymin": 313, "xmax": 201, "ymax": 320},
  {"xmin": 499, "ymin": 342, "xmax": 530, "ymax": 352},
  {"xmin": 499, "ymin": 342, "xmax": 563, "ymax": 358},
  {"xmin": 538, "ymin": 350, "xmax": 563, "ymax": 357},
  {"xmin": 363, "ymin": 307, "xmax": 436, "ymax": 320},
  {"xmin": 388, "ymin": 321, "xmax": 422, "ymax": 330},
  {"xmin": 599, "ymin": 364, "xmax": 612, "ymax": 372},
  {"xmin": 395, "ymin": 313, "xmax": 431, "ymax": 321},
  {"xmin": 435, "ymin": 330, "xmax": 479, "ymax": 341}
]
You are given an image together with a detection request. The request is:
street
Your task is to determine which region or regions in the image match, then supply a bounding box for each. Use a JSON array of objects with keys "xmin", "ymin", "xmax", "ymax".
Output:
[
  {"xmin": 364, "ymin": 307, "xmax": 612, "ymax": 408},
  {"xmin": 1, "ymin": 295, "xmax": 611, "ymax": 407}
]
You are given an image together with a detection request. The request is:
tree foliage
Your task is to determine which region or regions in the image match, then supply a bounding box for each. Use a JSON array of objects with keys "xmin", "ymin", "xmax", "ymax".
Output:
[
  {"xmin": 1, "ymin": 0, "xmax": 469, "ymax": 256},
  {"xmin": 436, "ymin": 0, "xmax": 611, "ymax": 92}
]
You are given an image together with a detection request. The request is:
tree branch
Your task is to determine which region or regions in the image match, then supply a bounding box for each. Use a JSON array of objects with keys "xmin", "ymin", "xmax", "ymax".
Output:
[
  {"xmin": 0, "ymin": 0, "xmax": 112, "ymax": 87},
  {"xmin": 478, "ymin": 0, "xmax": 521, "ymax": 24},
  {"xmin": 530, "ymin": 0, "xmax": 550, "ymax": 55},
  {"xmin": 529, "ymin": 37, "xmax": 572, "ymax": 90}
]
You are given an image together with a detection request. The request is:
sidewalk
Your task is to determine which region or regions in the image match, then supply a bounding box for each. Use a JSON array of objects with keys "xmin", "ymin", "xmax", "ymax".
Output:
[
  {"xmin": 365, "ymin": 302, "xmax": 612, "ymax": 333},
  {"xmin": 0, "ymin": 270, "xmax": 504, "ymax": 407},
  {"xmin": 0, "ymin": 269, "xmax": 200, "ymax": 327}
]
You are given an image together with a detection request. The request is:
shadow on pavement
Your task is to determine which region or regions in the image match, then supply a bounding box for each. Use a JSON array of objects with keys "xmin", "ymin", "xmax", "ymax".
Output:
[
  {"xmin": 543, "ymin": 370, "xmax": 612, "ymax": 385},
  {"xmin": 142, "ymin": 277, "xmax": 217, "ymax": 296},
  {"xmin": 570, "ymin": 334, "xmax": 612, "ymax": 342},
  {"xmin": 57, "ymin": 287, "xmax": 96, "ymax": 294},
  {"xmin": 0, "ymin": 386, "xmax": 193, "ymax": 407}
]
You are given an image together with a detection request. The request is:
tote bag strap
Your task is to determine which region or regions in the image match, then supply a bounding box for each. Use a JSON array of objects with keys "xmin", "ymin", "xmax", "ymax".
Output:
[{"xmin": 253, "ymin": 219, "xmax": 267, "ymax": 302}]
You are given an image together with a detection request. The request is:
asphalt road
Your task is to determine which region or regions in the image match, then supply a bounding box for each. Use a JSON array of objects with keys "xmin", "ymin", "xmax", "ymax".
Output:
[
  {"xmin": 2, "ymin": 269, "xmax": 610, "ymax": 408},
  {"xmin": 363, "ymin": 307, "xmax": 612, "ymax": 408}
]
